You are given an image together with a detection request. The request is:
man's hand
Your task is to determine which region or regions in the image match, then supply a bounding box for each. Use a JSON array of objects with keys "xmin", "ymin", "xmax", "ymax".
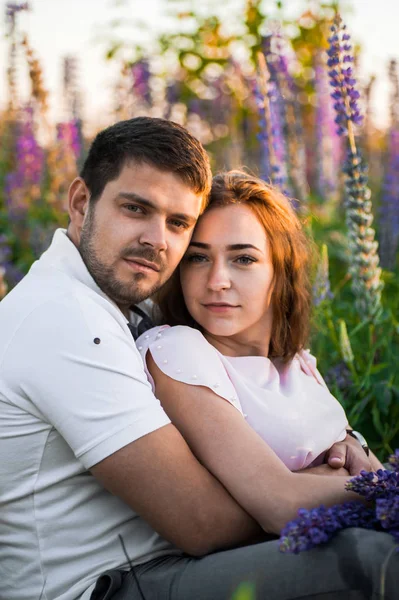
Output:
[
  {"xmin": 325, "ymin": 433, "xmax": 383, "ymax": 475},
  {"xmin": 297, "ymin": 463, "xmax": 350, "ymax": 477}
]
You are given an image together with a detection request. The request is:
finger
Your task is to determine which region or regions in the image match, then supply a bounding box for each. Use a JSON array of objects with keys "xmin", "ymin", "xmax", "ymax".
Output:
[
  {"xmin": 328, "ymin": 455, "xmax": 346, "ymax": 468},
  {"xmin": 326, "ymin": 443, "xmax": 346, "ymax": 468}
]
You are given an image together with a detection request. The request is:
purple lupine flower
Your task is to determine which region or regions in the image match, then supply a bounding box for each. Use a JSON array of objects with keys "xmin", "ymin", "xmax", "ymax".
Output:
[
  {"xmin": 314, "ymin": 52, "xmax": 342, "ymax": 200},
  {"xmin": 280, "ymin": 502, "xmax": 375, "ymax": 554},
  {"xmin": 0, "ymin": 235, "xmax": 12, "ymax": 265},
  {"xmin": 327, "ymin": 18, "xmax": 362, "ymax": 137},
  {"xmin": 376, "ymin": 496, "xmax": 399, "ymax": 530},
  {"xmin": 5, "ymin": 105, "xmax": 44, "ymax": 211},
  {"xmin": 327, "ymin": 15, "xmax": 383, "ymax": 320},
  {"xmin": 131, "ymin": 58, "xmax": 151, "ymax": 106},
  {"xmin": 264, "ymin": 36, "xmax": 301, "ymax": 163},
  {"xmin": 379, "ymin": 61, "xmax": 399, "ymax": 270},
  {"xmin": 255, "ymin": 52, "xmax": 290, "ymax": 196},
  {"xmin": 323, "ymin": 361, "xmax": 352, "ymax": 397},
  {"xmin": 388, "ymin": 450, "xmax": 399, "ymax": 472},
  {"xmin": 57, "ymin": 120, "xmax": 81, "ymax": 159},
  {"xmin": 279, "ymin": 451, "xmax": 399, "ymax": 554},
  {"xmin": 5, "ymin": 2, "xmax": 29, "ymax": 34},
  {"xmin": 312, "ymin": 244, "xmax": 333, "ymax": 306},
  {"xmin": 261, "ymin": 35, "xmax": 292, "ymax": 197},
  {"xmin": 346, "ymin": 469, "xmax": 399, "ymax": 501}
]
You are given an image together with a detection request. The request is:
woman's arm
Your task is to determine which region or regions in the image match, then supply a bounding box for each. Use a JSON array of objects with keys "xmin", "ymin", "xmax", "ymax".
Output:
[{"xmin": 147, "ymin": 352, "xmax": 364, "ymax": 535}]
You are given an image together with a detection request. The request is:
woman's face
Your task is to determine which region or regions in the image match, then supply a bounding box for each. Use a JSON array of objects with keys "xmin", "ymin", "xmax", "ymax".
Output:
[{"xmin": 180, "ymin": 203, "xmax": 275, "ymax": 346}]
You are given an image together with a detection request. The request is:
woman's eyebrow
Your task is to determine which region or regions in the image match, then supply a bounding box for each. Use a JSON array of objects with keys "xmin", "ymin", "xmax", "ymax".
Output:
[{"xmin": 189, "ymin": 241, "xmax": 262, "ymax": 252}]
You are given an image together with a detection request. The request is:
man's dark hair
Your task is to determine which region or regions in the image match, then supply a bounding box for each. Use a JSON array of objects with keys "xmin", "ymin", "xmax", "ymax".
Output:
[{"xmin": 80, "ymin": 117, "xmax": 212, "ymax": 204}]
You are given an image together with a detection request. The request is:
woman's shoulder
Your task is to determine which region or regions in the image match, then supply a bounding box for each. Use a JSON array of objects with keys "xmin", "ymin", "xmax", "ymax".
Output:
[
  {"xmin": 136, "ymin": 324, "xmax": 210, "ymax": 349},
  {"xmin": 136, "ymin": 324, "xmax": 240, "ymax": 408}
]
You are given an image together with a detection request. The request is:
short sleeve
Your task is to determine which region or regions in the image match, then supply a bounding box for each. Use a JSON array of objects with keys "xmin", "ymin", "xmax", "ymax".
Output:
[
  {"xmin": 136, "ymin": 325, "xmax": 243, "ymax": 414},
  {"xmin": 297, "ymin": 349, "xmax": 329, "ymax": 389},
  {"xmin": 1, "ymin": 294, "xmax": 171, "ymax": 469}
]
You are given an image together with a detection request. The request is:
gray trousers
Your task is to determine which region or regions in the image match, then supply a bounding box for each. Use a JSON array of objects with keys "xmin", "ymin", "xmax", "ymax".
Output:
[{"xmin": 91, "ymin": 529, "xmax": 398, "ymax": 600}]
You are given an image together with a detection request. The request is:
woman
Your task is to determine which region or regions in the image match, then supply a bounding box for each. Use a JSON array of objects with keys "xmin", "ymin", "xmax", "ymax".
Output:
[{"xmin": 137, "ymin": 170, "xmax": 381, "ymax": 534}]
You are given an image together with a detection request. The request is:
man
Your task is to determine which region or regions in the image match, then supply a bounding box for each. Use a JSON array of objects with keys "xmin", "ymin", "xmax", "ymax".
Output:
[{"xmin": 0, "ymin": 117, "xmax": 396, "ymax": 600}]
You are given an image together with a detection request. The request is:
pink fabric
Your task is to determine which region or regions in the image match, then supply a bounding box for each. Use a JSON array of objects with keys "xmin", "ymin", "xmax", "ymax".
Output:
[{"xmin": 136, "ymin": 325, "xmax": 348, "ymax": 471}]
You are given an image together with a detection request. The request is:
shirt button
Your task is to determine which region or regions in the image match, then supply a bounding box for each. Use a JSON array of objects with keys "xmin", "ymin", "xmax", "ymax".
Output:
[
  {"xmin": 163, "ymin": 359, "xmax": 168, "ymax": 365},
  {"xmin": 176, "ymin": 369, "xmax": 182, "ymax": 374},
  {"xmin": 213, "ymin": 383, "xmax": 220, "ymax": 388},
  {"xmin": 192, "ymin": 375, "xmax": 198, "ymax": 380},
  {"xmin": 137, "ymin": 346, "xmax": 143, "ymax": 351},
  {"xmin": 156, "ymin": 345, "xmax": 162, "ymax": 350}
]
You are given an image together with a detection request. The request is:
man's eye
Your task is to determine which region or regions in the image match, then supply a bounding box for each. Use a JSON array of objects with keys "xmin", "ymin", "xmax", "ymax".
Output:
[
  {"xmin": 125, "ymin": 205, "xmax": 143, "ymax": 213},
  {"xmin": 235, "ymin": 256, "xmax": 256, "ymax": 265},
  {"xmin": 170, "ymin": 220, "xmax": 188, "ymax": 230},
  {"xmin": 185, "ymin": 254, "xmax": 207, "ymax": 263}
]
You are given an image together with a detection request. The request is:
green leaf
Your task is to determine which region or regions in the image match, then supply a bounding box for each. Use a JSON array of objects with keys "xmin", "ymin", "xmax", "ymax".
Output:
[{"xmin": 231, "ymin": 582, "xmax": 256, "ymax": 600}]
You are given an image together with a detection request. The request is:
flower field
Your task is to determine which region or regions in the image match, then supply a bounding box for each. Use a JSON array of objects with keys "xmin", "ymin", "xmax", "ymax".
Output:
[{"xmin": 1, "ymin": 2, "xmax": 398, "ymax": 457}]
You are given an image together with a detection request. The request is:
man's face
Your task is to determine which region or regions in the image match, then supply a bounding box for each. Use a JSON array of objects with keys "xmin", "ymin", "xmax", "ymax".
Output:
[{"xmin": 77, "ymin": 162, "xmax": 203, "ymax": 312}]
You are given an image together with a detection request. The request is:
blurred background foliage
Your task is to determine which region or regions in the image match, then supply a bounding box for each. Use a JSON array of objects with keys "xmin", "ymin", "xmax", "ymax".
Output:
[{"xmin": 1, "ymin": 0, "xmax": 398, "ymax": 457}]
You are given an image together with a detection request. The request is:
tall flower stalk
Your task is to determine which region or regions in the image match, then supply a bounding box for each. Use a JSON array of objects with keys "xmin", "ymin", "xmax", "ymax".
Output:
[
  {"xmin": 312, "ymin": 244, "xmax": 333, "ymax": 306},
  {"xmin": 327, "ymin": 14, "xmax": 383, "ymax": 320},
  {"xmin": 255, "ymin": 51, "xmax": 289, "ymax": 195},
  {"xmin": 5, "ymin": 105, "xmax": 44, "ymax": 212},
  {"xmin": 5, "ymin": 2, "xmax": 29, "ymax": 112},
  {"xmin": 264, "ymin": 34, "xmax": 308, "ymax": 205},
  {"xmin": 379, "ymin": 60, "xmax": 399, "ymax": 271},
  {"xmin": 314, "ymin": 52, "xmax": 341, "ymax": 202}
]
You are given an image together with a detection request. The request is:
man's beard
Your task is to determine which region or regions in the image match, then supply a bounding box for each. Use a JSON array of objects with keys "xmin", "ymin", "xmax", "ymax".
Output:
[{"xmin": 79, "ymin": 207, "xmax": 167, "ymax": 309}]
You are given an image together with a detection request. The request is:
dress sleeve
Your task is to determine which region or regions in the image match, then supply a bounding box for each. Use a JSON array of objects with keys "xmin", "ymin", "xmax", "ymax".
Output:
[
  {"xmin": 297, "ymin": 349, "xmax": 329, "ymax": 389},
  {"xmin": 136, "ymin": 325, "xmax": 244, "ymax": 414}
]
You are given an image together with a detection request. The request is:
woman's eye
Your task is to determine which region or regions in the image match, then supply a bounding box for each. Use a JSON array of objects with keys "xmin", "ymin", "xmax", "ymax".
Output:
[
  {"xmin": 235, "ymin": 256, "xmax": 256, "ymax": 265},
  {"xmin": 185, "ymin": 254, "xmax": 208, "ymax": 263}
]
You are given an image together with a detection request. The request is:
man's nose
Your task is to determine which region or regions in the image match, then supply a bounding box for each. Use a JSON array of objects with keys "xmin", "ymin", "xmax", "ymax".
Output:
[
  {"xmin": 207, "ymin": 261, "xmax": 231, "ymax": 291},
  {"xmin": 139, "ymin": 218, "xmax": 167, "ymax": 251}
]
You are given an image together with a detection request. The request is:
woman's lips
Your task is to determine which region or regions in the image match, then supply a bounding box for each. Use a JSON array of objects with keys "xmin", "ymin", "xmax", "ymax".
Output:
[{"xmin": 203, "ymin": 303, "xmax": 239, "ymax": 313}]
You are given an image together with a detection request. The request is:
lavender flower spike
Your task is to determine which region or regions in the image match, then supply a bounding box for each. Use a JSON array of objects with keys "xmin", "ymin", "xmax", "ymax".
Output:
[
  {"xmin": 327, "ymin": 15, "xmax": 383, "ymax": 320},
  {"xmin": 313, "ymin": 244, "xmax": 333, "ymax": 306}
]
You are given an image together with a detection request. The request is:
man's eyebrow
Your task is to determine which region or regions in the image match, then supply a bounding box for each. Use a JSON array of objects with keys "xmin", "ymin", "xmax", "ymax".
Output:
[
  {"xmin": 189, "ymin": 242, "xmax": 262, "ymax": 252},
  {"xmin": 117, "ymin": 192, "xmax": 197, "ymax": 224},
  {"xmin": 117, "ymin": 192, "xmax": 155, "ymax": 208}
]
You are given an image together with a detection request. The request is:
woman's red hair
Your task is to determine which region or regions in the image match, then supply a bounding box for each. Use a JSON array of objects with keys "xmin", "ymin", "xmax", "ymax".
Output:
[{"xmin": 156, "ymin": 170, "xmax": 312, "ymax": 362}]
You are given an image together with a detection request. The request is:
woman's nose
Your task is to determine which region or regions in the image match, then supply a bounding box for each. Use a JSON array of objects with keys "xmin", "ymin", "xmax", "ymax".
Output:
[{"xmin": 207, "ymin": 262, "xmax": 231, "ymax": 291}]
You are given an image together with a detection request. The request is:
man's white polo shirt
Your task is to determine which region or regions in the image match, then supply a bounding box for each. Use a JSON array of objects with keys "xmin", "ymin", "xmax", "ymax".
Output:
[{"xmin": 0, "ymin": 229, "xmax": 176, "ymax": 600}]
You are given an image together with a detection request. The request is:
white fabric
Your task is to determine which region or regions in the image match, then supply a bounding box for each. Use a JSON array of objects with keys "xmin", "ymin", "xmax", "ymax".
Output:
[
  {"xmin": 137, "ymin": 325, "xmax": 348, "ymax": 471},
  {"xmin": 0, "ymin": 229, "xmax": 176, "ymax": 600}
]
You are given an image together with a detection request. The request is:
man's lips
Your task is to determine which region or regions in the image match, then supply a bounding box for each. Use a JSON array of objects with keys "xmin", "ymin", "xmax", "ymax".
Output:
[{"xmin": 123, "ymin": 258, "xmax": 160, "ymax": 273}]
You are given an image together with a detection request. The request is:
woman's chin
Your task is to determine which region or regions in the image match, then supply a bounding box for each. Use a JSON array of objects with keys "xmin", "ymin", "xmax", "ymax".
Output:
[{"xmin": 201, "ymin": 322, "xmax": 239, "ymax": 338}]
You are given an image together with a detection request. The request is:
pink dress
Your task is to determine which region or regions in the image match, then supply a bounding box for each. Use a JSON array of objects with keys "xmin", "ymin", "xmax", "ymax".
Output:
[{"xmin": 136, "ymin": 325, "xmax": 348, "ymax": 471}]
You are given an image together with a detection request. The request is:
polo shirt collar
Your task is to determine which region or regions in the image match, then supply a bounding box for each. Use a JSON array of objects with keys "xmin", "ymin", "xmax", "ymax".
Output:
[{"xmin": 39, "ymin": 228, "xmax": 120, "ymax": 309}]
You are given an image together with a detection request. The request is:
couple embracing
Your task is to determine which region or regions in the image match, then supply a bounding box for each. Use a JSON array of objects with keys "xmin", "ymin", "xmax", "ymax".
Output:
[{"xmin": 0, "ymin": 117, "xmax": 397, "ymax": 600}]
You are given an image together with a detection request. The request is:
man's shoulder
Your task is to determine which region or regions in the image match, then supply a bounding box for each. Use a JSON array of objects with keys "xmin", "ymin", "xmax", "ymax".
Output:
[{"xmin": 0, "ymin": 268, "xmax": 128, "ymax": 357}]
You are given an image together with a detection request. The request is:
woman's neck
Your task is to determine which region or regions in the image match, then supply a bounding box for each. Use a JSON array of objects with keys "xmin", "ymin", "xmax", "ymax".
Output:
[{"xmin": 203, "ymin": 330, "xmax": 271, "ymax": 358}]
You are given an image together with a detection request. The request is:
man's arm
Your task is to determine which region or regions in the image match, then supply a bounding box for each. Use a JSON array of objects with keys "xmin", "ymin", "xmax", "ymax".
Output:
[{"xmin": 91, "ymin": 423, "xmax": 263, "ymax": 557}]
